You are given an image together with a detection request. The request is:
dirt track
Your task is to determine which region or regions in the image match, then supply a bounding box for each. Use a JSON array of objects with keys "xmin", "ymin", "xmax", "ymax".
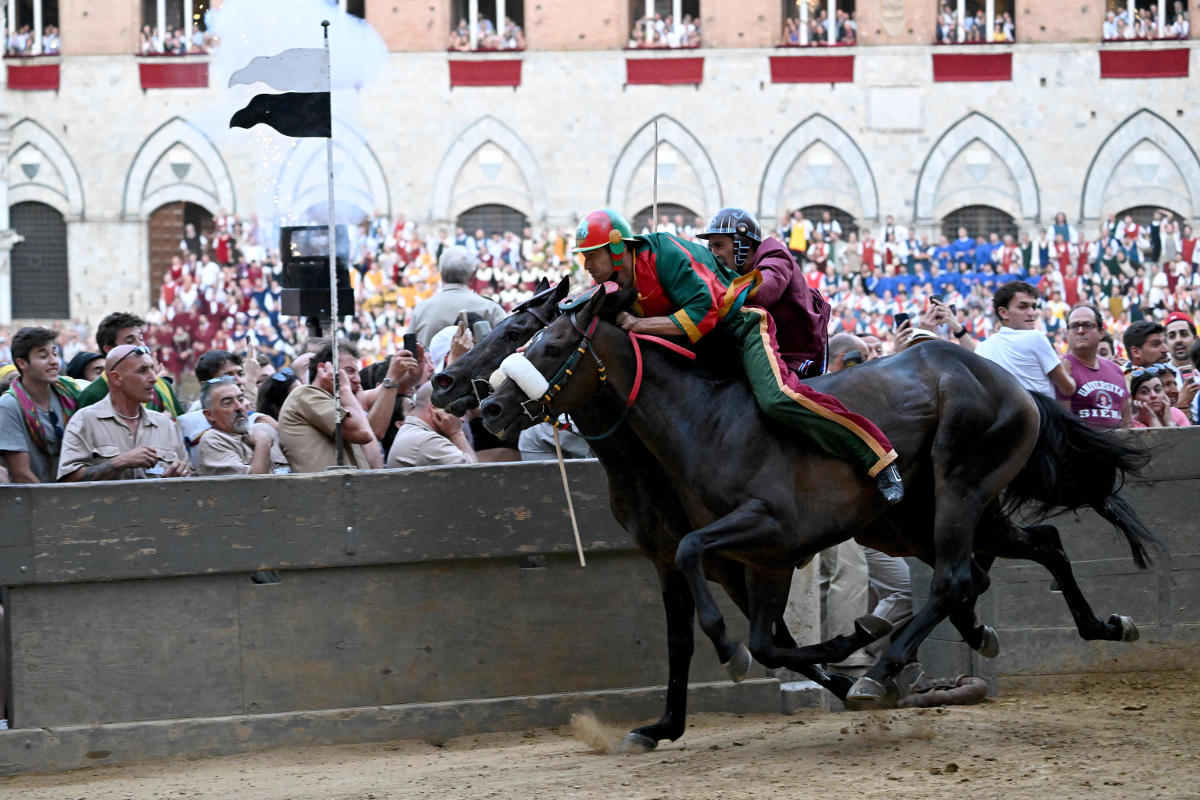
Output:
[{"xmin": 2, "ymin": 669, "xmax": 1197, "ymax": 800}]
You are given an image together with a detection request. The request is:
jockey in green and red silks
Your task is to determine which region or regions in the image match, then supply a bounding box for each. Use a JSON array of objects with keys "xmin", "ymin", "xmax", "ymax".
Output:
[{"xmin": 573, "ymin": 208, "xmax": 903, "ymax": 503}]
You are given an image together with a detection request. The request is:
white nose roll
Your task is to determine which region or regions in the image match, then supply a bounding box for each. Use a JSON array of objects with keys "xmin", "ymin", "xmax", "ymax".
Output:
[
  {"xmin": 500, "ymin": 353, "xmax": 550, "ymax": 401},
  {"xmin": 488, "ymin": 367, "xmax": 507, "ymax": 392}
]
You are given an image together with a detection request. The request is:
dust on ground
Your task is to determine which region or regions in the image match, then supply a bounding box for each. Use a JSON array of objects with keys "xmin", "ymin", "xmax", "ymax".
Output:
[{"xmin": 2, "ymin": 669, "xmax": 1197, "ymax": 800}]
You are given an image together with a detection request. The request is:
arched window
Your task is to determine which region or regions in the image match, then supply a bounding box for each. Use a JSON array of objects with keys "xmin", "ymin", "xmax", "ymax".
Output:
[
  {"xmin": 1115, "ymin": 205, "xmax": 1184, "ymax": 229},
  {"xmin": 631, "ymin": 203, "xmax": 701, "ymax": 236},
  {"xmin": 800, "ymin": 204, "xmax": 858, "ymax": 237},
  {"xmin": 10, "ymin": 201, "xmax": 69, "ymax": 319},
  {"xmin": 457, "ymin": 204, "xmax": 529, "ymax": 238},
  {"xmin": 941, "ymin": 205, "xmax": 1018, "ymax": 241},
  {"xmin": 148, "ymin": 201, "xmax": 213, "ymax": 295}
]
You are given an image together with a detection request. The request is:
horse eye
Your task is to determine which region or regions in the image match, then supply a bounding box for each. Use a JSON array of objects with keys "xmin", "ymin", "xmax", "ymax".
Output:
[
  {"xmin": 505, "ymin": 329, "xmax": 522, "ymax": 342},
  {"xmin": 544, "ymin": 345, "xmax": 562, "ymax": 358}
]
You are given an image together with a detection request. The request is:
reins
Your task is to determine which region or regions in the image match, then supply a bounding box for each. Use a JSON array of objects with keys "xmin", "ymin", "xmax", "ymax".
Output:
[{"xmin": 517, "ymin": 312, "xmax": 696, "ymax": 442}]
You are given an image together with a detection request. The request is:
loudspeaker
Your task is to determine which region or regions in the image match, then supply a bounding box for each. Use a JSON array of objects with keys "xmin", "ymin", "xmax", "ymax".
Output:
[{"xmin": 279, "ymin": 225, "xmax": 354, "ymax": 319}]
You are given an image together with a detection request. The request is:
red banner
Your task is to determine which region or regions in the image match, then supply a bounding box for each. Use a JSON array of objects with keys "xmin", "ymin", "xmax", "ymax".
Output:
[
  {"xmin": 139, "ymin": 61, "xmax": 209, "ymax": 89},
  {"xmin": 626, "ymin": 57, "xmax": 704, "ymax": 85},
  {"xmin": 449, "ymin": 59, "xmax": 522, "ymax": 87},
  {"xmin": 6, "ymin": 63, "xmax": 59, "ymax": 91},
  {"xmin": 932, "ymin": 52, "xmax": 1012, "ymax": 82},
  {"xmin": 769, "ymin": 55, "xmax": 855, "ymax": 84},
  {"xmin": 1100, "ymin": 49, "xmax": 1189, "ymax": 79}
]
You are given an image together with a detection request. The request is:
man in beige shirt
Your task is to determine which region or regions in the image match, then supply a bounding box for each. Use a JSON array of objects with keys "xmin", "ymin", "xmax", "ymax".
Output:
[
  {"xmin": 58, "ymin": 345, "xmax": 191, "ymax": 481},
  {"xmin": 386, "ymin": 382, "xmax": 475, "ymax": 468},
  {"xmin": 278, "ymin": 341, "xmax": 383, "ymax": 473},
  {"xmin": 195, "ymin": 377, "xmax": 289, "ymax": 476}
]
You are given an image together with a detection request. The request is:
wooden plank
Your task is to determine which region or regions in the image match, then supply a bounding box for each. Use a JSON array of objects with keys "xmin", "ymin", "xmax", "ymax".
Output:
[
  {"xmin": 9, "ymin": 576, "xmax": 242, "ymax": 727},
  {"xmin": 237, "ymin": 553, "xmax": 753, "ymax": 713}
]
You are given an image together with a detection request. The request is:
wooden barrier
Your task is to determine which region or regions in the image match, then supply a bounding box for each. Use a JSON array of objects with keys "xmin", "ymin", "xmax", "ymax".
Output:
[
  {"xmin": 0, "ymin": 427, "xmax": 1195, "ymax": 773},
  {"xmin": 0, "ymin": 461, "xmax": 785, "ymax": 775}
]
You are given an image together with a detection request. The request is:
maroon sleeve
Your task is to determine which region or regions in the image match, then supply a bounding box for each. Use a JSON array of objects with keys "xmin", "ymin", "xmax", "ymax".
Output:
[{"xmin": 751, "ymin": 244, "xmax": 797, "ymax": 308}]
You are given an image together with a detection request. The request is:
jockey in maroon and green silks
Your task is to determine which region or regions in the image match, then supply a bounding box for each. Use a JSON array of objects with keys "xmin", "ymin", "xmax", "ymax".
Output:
[{"xmin": 573, "ymin": 208, "xmax": 899, "ymax": 489}]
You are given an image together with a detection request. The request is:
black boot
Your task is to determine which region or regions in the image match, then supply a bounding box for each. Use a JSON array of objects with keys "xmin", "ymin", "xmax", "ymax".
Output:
[{"xmin": 877, "ymin": 464, "xmax": 904, "ymax": 504}]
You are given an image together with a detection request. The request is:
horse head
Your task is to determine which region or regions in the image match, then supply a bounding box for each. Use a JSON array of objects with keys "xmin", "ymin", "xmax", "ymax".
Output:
[
  {"xmin": 430, "ymin": 276, "xmax": 569, "ymax": 416},
  {"xmin": 480, "ymin": 282, "xmax": 630, "ymax": 440}
]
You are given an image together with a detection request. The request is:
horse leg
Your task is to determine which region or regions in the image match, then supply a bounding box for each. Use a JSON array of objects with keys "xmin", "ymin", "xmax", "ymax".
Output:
[
  {"xmin": 621, "ymin": 564, "xmax": 695, "ymax": 753},
  {"xmin": 944, "ymin": 556, "xmax": 1001, "ymax": 658},
  {"xmin": 845, "ymin": 493, "xmax": 987, "ymax": 710},
  {"xmin": 981, "ymin": 522, "xmax": 1138, "ymax": 643},
  {"xmin": 674, "ymin": 500, "xmax": 783, "ymax": 681}
]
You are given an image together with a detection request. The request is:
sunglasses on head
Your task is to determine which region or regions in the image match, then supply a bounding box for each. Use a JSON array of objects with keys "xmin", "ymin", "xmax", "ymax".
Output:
[
  {"xmin": 111, "ymin": 345, "xmax": 152, "ymax": 370},
  {"xmin": 271, "ymin": 367, "xmax": 296, "ymax": 383},
  {"xmin": 1128, "ymin": 364, "xmax": 1169, "ymax": 379},
  {"xmin": 205, "ymin": 375, "xmax": 239, "ymax": 385}
]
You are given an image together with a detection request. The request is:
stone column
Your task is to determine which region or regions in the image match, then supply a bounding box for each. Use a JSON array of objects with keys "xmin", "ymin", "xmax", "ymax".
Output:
[{"xmin": 0, "ymin": 122, "xmax": 15, "ymax": 325}]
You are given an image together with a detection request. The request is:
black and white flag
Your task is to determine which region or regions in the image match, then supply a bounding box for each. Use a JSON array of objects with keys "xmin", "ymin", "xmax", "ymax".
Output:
[{"xmin": 229, "ymin": 48, "xmax": 330, "ymax": 138}]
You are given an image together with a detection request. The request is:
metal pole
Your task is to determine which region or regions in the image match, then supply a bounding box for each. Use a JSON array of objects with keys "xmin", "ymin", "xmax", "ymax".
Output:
[
  {"xmin": 652, "ymin": 120, "xmax": 659, "ymax": 233},
  {"xmin": 323, "ymin": 20, "xmax": 344, "ymax": 467},
  {"xmin": 468, "ymin": 0, "xmax": 478, "ymax": 49}
]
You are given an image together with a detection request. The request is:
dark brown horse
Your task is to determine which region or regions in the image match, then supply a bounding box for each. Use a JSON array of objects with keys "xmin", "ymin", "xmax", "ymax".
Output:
[{"xmin": 476, "ymin": 286, "xmax": 1157, "ymax": 746}]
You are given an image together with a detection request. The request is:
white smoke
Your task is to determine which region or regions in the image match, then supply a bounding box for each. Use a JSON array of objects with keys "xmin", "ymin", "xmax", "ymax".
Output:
[{"xmin": 201, "ymin": 0, "xmax": 390, "ymax": 232}]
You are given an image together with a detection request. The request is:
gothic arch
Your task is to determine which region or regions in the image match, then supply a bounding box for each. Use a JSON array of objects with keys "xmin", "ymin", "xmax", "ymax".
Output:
[
  {"xmin": 608, "ymin": 115, "xmax": 722, "ymax": 217},
  {"xmin": 275, "ymin": 119, "xmax": 391, "ymax": 222},
  {"xmin": 430, "ymin": 115, "xmax": 547, "ymax": 222},
  {"xmin": 7, "ymin": 118, "xmax": 85, "ymax": 219},
  {"xmin": 121, "ymin": 116, "xmax": 236, "ymax": 219},
  {"xmin": 1080, "ymin": 109, "xmax": 1200, "ymax": 222},
  {"xmin": 914, "ymin": 112, "xmax": 1039, "ymax": 223},
  {"xmin": 759, "ymin": 114, "xmax": 878, "ymax": 223}
]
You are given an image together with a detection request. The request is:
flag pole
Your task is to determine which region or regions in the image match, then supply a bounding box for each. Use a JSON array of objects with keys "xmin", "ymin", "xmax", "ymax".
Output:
[{"xmin": 322, "ymin": 19, "xmax": 344, "ymax": 466}]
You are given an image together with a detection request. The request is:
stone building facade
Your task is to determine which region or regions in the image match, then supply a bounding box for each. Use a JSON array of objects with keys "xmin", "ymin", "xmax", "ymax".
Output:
[{"xmin": 1, "ymin": 0, "xmax": 1197, "ymax": 325}]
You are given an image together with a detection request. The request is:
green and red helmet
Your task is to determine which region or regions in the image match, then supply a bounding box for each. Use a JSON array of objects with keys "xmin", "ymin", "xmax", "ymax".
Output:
[{"xmin": 573, "ymin": 208, "xmax": 634, "ymax": 266}]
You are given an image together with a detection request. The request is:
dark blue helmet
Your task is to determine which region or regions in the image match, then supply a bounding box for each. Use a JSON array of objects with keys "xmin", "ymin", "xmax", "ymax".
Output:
[{"xmin": 697, "ymin": 207, "xmax": 762, "ymax": 269}]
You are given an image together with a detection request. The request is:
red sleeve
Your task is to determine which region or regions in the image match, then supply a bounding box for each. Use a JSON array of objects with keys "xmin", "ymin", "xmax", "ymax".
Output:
[{"xmin": 753, "ymin": 251, "xmax": 794, "ymax": 308}]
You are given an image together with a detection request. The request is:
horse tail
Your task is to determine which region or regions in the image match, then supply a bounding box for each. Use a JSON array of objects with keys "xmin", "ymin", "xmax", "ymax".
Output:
[{"xmin": 1004, "ymin": 391, "xmax": 1163, "ymax": 569}]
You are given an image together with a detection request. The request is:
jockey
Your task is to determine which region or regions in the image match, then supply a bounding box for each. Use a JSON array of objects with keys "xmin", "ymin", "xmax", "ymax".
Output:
[
  {"xmin": 697, "ymin": 207, "xmax": 831, "ymax": 378},
  {"xmin": 573, "ymin": 208, "xmax": 903, "ymax": 503}
]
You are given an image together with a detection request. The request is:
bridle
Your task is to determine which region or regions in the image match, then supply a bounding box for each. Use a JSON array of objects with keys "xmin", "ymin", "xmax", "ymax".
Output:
[
  {"xmin": 469, "ymin": 298, "xmax": 560, "ymax": 406},
  {"xmin": 513, "ymin": 312, "xmax": 695, "ymax": 442}
]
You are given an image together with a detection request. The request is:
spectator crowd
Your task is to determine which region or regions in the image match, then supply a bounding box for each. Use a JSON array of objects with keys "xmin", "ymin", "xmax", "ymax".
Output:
[
  {"xmin": 780, "ymin": 8, "xmax": 857, "ymax": 45},
  {"xmin": 448, "ymin": 16, "xmax": 525, "ymax": 50},
  {"xmin": 1102, "ymin": 2, "xmax": 1189, "ymax": 40},
  {"xmin": 3, "ymin": 24, "xmax": 60, "ymax": 55},
  {"xmin": 936, "ymin": 4, "xmax": 1016, "ymax": 42},
  {"xmin": 629, "ymin": 13, "xmax": 702, "ymax": 48},
  {"xmin": 138, "ymin": 24, "xmax": 217, "ymax": 54}
]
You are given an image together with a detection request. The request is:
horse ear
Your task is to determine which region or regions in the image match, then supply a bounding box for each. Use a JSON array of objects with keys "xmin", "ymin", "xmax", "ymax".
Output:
[
  {"xmin": 582, "ymin": 283, "xmax": 608, "ymax": 319},
  {"xmin": 552, "ymin": 276, "xmax": 570, "ymax": 301},
  {"xmin": 534, "ymin": 277, "xmax": 550, "ymax": 294}
]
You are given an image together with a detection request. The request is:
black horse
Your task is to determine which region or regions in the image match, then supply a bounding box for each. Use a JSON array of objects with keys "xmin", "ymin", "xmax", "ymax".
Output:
[{"xmin": 476, "ymin": 287, "xmax": 1158, "ymax": 744}]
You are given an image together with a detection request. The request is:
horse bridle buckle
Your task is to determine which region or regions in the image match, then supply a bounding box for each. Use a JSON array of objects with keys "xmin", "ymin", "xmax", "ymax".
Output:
[
  {"xmin": 471, "ymin": 377, "xmax": 494, "ymax": 404},
  {"xmin": 520, "ymin": 397, "xmax": 548, "ymax": 422}
]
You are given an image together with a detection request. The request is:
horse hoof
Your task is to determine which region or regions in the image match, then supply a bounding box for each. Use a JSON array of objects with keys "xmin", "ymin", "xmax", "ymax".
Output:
[
  {"xmin": 1109, "ymin": 614, "xmax": 1139, "ymax": 642},
  {"xmin": 894, "ymin": 662, "xmax": 925, "ymax": 699},
  {"xmin": 853, "ymin": 614, "xmax": 894, "ymax": 641},
  {"xmin": 844, "ymin": 677, "xmax": 888, "ymax": 710},
  {"xmin": 722, "ymin": 642, "xmax": 752, "ymax": 683},
  {"xmin": 618, "ymin": 732, "xmax": 658, "ymax": 754},
  {"xmin": 976, "ymin": 625, "xmax": 1001, "ymax": 659}
]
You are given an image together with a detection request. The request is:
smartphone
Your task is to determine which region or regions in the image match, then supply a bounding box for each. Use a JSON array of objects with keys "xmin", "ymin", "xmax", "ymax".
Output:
[
  {"xmin": 931, "ymin": 294, "xmax": 944, "ymax": 304},
  {"xmin": 843, "ymin": 349, "xmax": 865, "ymax": 368},
  {"xmin": 949, "ymin": 304, "xmax": 957, "ymax": 315},
  {"xmin": 894, "ymin": 312, "xmax": 910, "ymax": 330},
  {"xmin": 472, "ymin": 320, "xmax": 492, "ymax": 340},
  {"xmin": 403, "ymin": 332, "xmax": 418, "ymax": 356}
]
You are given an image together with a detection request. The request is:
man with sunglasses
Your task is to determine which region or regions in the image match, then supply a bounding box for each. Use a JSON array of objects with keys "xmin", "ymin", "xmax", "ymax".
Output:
[
  {"xmin": 72, "ymin": 312, "xmax": 183, "ymax": 419},
  {"xmin": 1057, "ymin": 305, "xmax": 1130, "ymax": 429},
  {"xmin": 58, "ymin": 344, "xmax": 191, "ymax": 481},
  {"xmin": 0, "ymin": 327, "xmax": 82, "ymax": 483},
  {"xmin": 195, "ymin": 376, "xmax": 289, "ymax": 476},
  {"xmin": 975, "ymin": 280, "xmax": 1076, "ymax": 400}
]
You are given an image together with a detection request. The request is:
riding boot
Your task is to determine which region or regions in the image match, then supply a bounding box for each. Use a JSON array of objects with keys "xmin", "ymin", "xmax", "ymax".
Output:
[{"xmin": 877, "ymin": 464, "xmax": 904, "ymax": 504}]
